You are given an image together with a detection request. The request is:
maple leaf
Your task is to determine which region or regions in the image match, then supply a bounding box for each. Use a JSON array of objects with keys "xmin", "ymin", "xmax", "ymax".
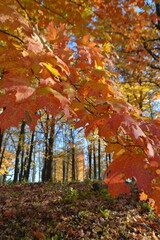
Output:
[
  {"xmin": 15, "ymin": 86, "xmax": 35, "ymax": 102},
  {"xmin": 104, "ymin": 172, "xmax": 130, "ymax": 196},
  {"xmin": 104, "ymin": 152, "xmax": 154, "ymax": 194}
]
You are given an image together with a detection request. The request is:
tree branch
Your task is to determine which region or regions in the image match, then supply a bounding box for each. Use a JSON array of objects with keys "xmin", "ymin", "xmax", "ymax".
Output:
[{"xmin": 0, "ymin": 29, "xmax": 24, "ymax": 43}]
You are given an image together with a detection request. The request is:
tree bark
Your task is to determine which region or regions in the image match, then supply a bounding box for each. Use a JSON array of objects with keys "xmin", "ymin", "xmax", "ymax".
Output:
[{"xmin": 13, "ymin": 120, "xmax": 26, "ymax": 183}]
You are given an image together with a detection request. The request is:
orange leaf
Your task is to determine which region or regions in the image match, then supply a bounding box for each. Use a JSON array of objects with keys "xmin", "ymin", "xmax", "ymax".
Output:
[{"xmin": 139, "ymin": 191, "xmax": 148, "ymax": 201}]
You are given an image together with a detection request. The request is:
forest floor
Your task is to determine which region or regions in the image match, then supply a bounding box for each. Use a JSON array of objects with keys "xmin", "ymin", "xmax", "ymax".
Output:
[{"xmin": 0, "ymin": 181, "xmax": 160, "ymax": 240}]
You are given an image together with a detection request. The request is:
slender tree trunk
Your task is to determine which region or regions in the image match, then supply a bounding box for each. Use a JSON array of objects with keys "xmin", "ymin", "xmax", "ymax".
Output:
[
  {"xmin": 0, "ymin": 146, "xmax": 6, "ymax": 170},
  {"xmin": 19, "ymin": 147, "xmax": 25, "ymax": 182},
  {"xmin": 0, "ymin": 129, "xmax": 4, "ymax": 168},
  {"xmin": 19, "ymin": 127, "xmax": 26, "ymax": 182},
  {"xmin": 106, "ymin": 153, "xmax": 111, "ymax": 176},
  {"xmin": 64, "ymin": 124, "xmax": 69, "ymax": 182},
  {"xmin": 42, "ymin": 115, "xmax": 55, "ymax": 182},
  {"xmin": 25, "ymin": 130, "xmax": 35, "ymax": 181},
  {"xmin": 71, "ymin": 145, "xmax": 76, "ymax": 181},
  {"xmin": 108, "ymin": 153, "xmax": 111, "ymax": 164},
  {"xmin": 13, "ymin": 120, "xmax": 25, "ymax": 183},
  {"xmin": 71, "ymin": 128, "xmax": 76, "ymax": 181},
  {"xmin": 155, "ymin": 2, "xmax": 160, "ymax": 29},
  {"xmin": 106, "ymin": 153, "xmax": 109, "ymax": 169},
  {"xmin": 2, "ymin": 174, "xmax": 6, "ymax": 183},
  {"xmin": 42, "ymin": 114, "xmax": 49, "ymax": 182},
  {"xmin": 53, "ymin": 158, "xmax": 57, "ymax": 182},
  {"xmin": 98, "ymin": 138, "xmax": 101, "ymax": 180},
  {"xmin": 22, "ymin": 148, "xmax": 29, "ymax": 180},
  {"xmin": 62, "ymin": 160, "xmax": 66, "ymax": 182},
  {"xmin": 74, "ymin": 148, "xmax": 78, "ymax": 181},
  {"xmin": 66, "ymin": 150, "xmax": 69, "ymax": 182},
  {"xmin": 88, "ymin": 141, "xmax": 92, "ymax": 179},
  {"xmin": 38, "ymin": 152, "xmax": 42, "ymax": 182},
  {"xmin": 0, "ymin": 128, "xmax": 4, "ymax": 153},
  {"xmin": 93, "ymin": 140, "xmax": 97, "ymax": 179},
  {"xmin": 32, "ymin": 151, "xmax": 36, "ymax": 182},
  {"xmin": 42, "ymin": 144, "xmax": 48, "ymax": 181},
  {"xmin": 45, "ymin": 117, "xmax": 55, "ymax": 181}
]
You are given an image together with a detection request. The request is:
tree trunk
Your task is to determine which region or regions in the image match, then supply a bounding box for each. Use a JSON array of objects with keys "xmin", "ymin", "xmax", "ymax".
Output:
[
  {"xmin": 0, "ymin": 146, "xmax": 6, "ymax": 170},
  {"xmin": 42, "ymin": 114, "xmax": 49, "ymax": 182},
  {"xmin": 98, "ymin": 138, "xmax": 101, "ymax": 180},
  {"xmin": 64, "ymin": 124, "xmax": 69, "ymax": 182},
  {"xmin": 106, "ymin": 153, "xmax": 111, "ymax": 176},
  {"xmin": 22, "ymin": 147, "xmax": 29, "ymax": 181},
  {"xmin": 66, "ymin": 150, "xmax": 70, "ymax": 182},
  {"xmin": 0, "ymin": 129, "xmax": 4, "ymax": 169},
  {"xmin": 45, "ymin": 117, "xmax": 55, "ymax": 181},
  {"xmin": 25, "ymin": 130, "xmax": 35, "ymax": 181},
  {"xmin": 93, "ymin": 140, "xmax": 97, "ymax": 179},
  {"xmin": 13, "ymin": 120, "xmax": 25, "ymax": 183},
  {"xmin": 62, "ymin": 160, "xmax": 66, "ymax": 182},
  {"xmin": 88, "ymin": 140, "xmax": 92, "ymax": 179},
  {"xmin": 19, "ymin": 127, "xmax": 26, "ymax": 182},
  {"xmin": 42, "ymin": 115, "xmax": 55, "ymax": 182},
  {"xmin": 32, "ymin": 151, "xmax": 36, "ymax": 182},
  {"xmin": 0, "ymin": 129, "xmax": 4, "ymax": 153},
  {"xmin": 156, "ymin": 2, "xmax": 160, "ymax": 29},
  {"xmin": 19, "ymin": 146, "xmax": 25, "ymax": 182},
  {"xmin": 70, "ymin": 128, "xmax": 76, "ymax": 181}
]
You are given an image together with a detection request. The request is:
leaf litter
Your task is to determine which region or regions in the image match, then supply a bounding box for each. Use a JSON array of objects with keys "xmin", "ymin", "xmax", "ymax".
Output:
[{"xmin": 0, "ymin": 182, "xmax": 160, "ymax": 240}]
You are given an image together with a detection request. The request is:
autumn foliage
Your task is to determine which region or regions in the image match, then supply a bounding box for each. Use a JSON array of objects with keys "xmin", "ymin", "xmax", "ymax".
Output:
[{"xmin": 0, "ymin": 1, "xmax": 160, "ymax": 212}]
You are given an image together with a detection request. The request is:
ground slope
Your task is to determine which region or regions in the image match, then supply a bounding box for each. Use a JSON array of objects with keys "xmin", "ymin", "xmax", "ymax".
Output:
[{"xmin": 0, "ymin": 182, "xmax": 160, "ymax": 240}]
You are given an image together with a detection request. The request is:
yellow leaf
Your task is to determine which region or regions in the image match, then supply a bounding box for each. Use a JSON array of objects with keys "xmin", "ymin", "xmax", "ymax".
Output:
[
  {"xmin": 103, "ymin": 43, "xmax": 111, "ymax": 52},
  {"xmin": 42, "ymin": 63, "xmax": 60, "ymax": 77}
]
